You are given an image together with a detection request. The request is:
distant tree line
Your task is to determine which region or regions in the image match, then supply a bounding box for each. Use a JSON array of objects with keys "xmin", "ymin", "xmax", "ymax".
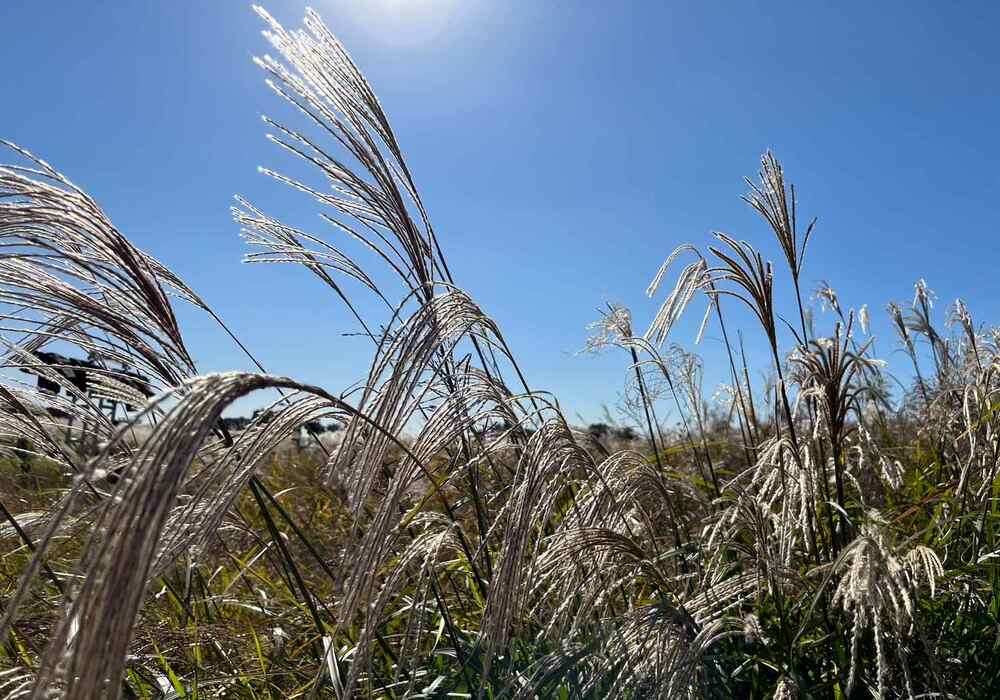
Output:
[
  {"xmin": 483, "ymin": 420, "xmax": 638, "ymax": 444},
  {"xmin": 219, "ymin": 412, "xmax": 341, "ymax": 434},
  {"xmin": 585, "ymin": 423, "xmax": 638, "ymax": 443}
]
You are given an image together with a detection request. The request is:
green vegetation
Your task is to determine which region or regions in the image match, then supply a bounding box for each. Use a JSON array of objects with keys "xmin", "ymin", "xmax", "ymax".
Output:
[{"xmin": 1, "ymin": 7, "xmax": 998, "ymax": 699}]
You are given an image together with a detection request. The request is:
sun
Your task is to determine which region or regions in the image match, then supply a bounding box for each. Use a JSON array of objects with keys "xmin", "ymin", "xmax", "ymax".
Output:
[{"xmin": 360, "ymin": 0, "xmax": 461, "ymax": 47}]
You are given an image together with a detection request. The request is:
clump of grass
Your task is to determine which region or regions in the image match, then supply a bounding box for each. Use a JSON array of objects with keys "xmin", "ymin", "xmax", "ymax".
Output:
[{"xmin": 1, "ymin": 6, "xmax": 1000, "ymax": 699}]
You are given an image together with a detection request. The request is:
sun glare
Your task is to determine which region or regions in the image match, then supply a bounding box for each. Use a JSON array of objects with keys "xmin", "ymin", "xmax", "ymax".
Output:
[{"xmin": 361, "ymin": 0, "xmax": 460, "ymax": 47}]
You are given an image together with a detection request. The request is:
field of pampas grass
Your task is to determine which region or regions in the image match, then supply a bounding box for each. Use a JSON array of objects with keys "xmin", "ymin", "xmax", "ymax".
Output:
[{"xmin": 1, "ymin": 6, "xmax": 999, "ymax": 699}]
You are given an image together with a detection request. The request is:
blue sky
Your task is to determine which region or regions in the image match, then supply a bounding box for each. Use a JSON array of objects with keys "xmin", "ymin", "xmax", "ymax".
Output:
[{"xmin": 3, "ymin": 1, "xmax": 999, "ymax": 421}]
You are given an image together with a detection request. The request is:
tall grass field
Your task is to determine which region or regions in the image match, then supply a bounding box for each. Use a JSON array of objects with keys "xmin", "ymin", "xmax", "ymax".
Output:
[{"xmin": 0, "ymin": 7, "xmax": 997, "ymax": 699}]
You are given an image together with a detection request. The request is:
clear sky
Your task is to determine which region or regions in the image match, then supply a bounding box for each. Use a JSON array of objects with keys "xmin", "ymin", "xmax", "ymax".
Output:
[{"xmin": 3, "ymin": 1, "xmax": 999, "ymax": 421}]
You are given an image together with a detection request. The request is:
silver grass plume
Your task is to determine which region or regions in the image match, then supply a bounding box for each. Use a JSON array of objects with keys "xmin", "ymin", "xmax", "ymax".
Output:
[
  {"xmin": 18, "ymin": 373, "xmax": 392, "ymax": 699},
  {"xmin": 832, "ymin": 512, "xmax": 944, "ymax": 698}
]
